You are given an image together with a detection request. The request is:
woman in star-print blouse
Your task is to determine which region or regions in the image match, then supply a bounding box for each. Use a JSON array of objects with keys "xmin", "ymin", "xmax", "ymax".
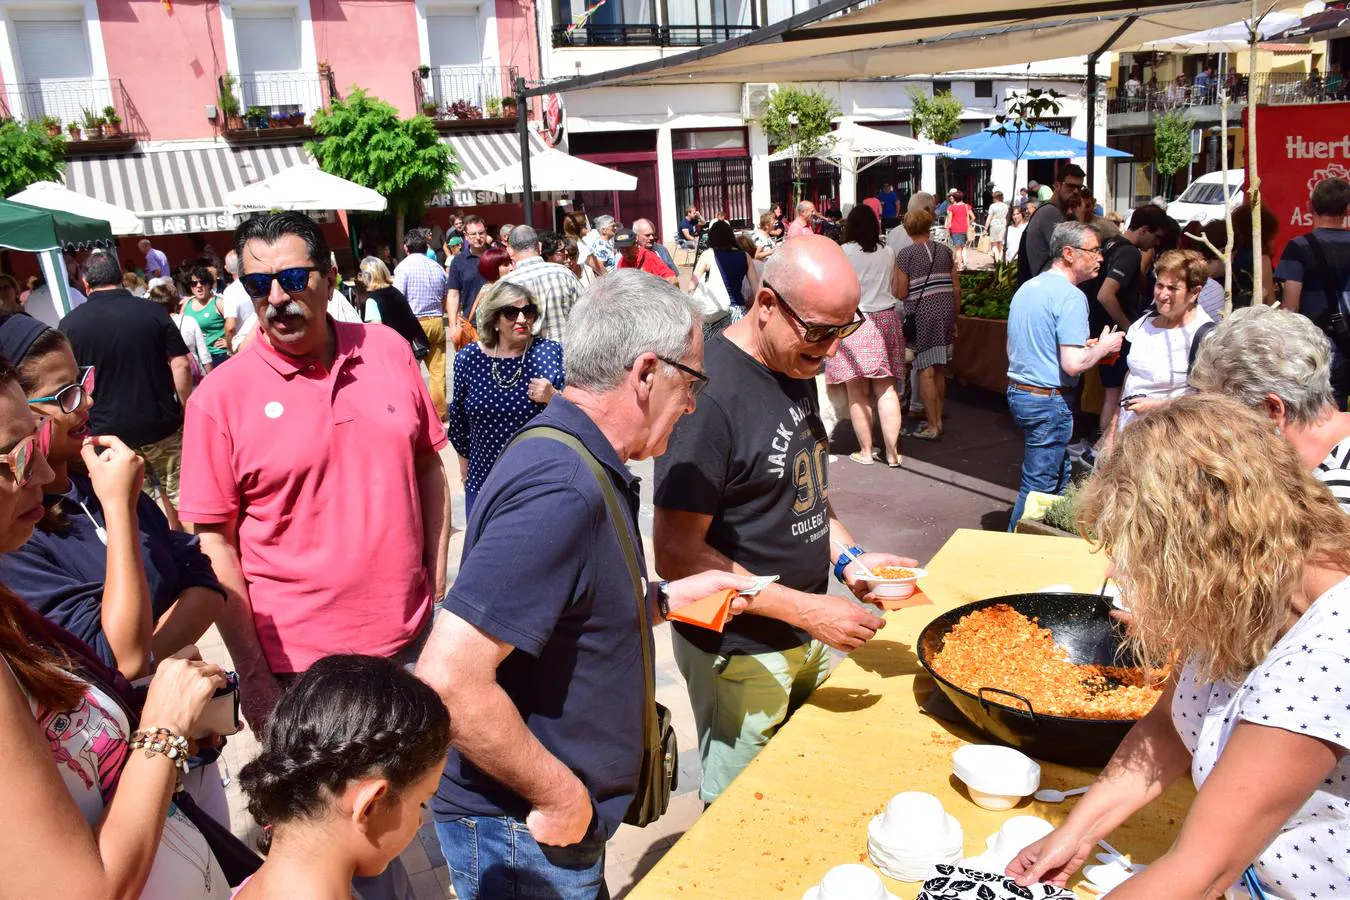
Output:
[
  {"xmin": 1008, "ymin": 394, "xmax": 1350, "ymax": 900},
  {"xmin": 448, "ymin": 282, "xmax": 564, "ymax": 520}
]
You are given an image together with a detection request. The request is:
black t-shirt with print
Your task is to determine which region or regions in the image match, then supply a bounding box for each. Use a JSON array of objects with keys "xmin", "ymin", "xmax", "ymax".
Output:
[
  {"xmin": 654, "ymin": 334, "xmax": 830, "ymax": 655},
  {"xmin": 1082, "ymin": 237, "xmax": 1144, "ymax": 333}
]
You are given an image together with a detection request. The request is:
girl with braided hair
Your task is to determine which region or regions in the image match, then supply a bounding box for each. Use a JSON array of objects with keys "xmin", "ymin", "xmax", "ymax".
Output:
[{"xmin": 236, "ymin": 654, "xmax": 450, "ymax": 899}]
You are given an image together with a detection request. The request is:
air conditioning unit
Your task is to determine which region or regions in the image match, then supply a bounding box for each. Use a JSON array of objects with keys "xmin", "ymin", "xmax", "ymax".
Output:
[{"xmin": 743, "ymin": 83, "xmax": 776, "ymax": 121}]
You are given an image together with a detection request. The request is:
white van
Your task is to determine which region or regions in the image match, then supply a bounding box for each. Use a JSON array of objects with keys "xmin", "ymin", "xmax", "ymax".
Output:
[{"xmin": 1167, "ymin": 169, "xmax": 1245, "ymax": 226}]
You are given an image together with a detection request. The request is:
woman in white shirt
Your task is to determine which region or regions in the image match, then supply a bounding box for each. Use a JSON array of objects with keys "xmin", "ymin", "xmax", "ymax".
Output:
[
  {"xmin": 149, "ymin": 283, "xmax": 212, "ymax": 379},
  {"xmin": 1114, "ymin": 250, "xmax": 1214, "ymax": 435},
  {"xmin": 1003, "ymin": 205, "xmax": 1027, "ymax": 261},
  {"xmin": 824, "ymin": 206, "xmax": 903, "ymax": 467},
  {"xmin": 1010, "ymin": 393, "xmax": 1350, "ymax": 900}
]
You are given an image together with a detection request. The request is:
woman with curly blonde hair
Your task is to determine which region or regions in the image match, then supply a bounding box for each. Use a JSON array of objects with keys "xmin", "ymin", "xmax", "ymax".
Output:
[{"xmin": 1010, "ymin": 393, "xmax": 1350, "ymax": 899}]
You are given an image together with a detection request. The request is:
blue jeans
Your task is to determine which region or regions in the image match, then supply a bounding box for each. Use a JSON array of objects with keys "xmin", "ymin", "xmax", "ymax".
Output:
[
  {"xmin": 436, "ymin": 817, "xmax": 609, "ymax": 900},
  {"xmin": 1006, "ymin": 386, "xmax": 1074, "ymax": 530}
]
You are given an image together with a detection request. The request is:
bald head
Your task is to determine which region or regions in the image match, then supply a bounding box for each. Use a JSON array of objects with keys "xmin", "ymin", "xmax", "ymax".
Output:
[
  {"xmin": 633, "ymin": 218, "xmax": 659, "ymax": 249},
  {"xmin": 761, "ymin": 235, "xmax": 859, "ymax": 322}
]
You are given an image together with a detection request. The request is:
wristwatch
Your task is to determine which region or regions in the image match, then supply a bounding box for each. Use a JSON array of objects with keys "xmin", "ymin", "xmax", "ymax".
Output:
[
  {"xmin": 656, "ymin": 580, "xmax": 671, "ymax": 620},
  {"xmin": 834, "ymin": 547, "xmax": 866, "ymax": 584}
]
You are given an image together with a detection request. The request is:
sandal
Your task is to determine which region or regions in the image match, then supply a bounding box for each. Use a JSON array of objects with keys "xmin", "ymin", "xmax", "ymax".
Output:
[
  {"xmin": 912, "ymin": 428, "xmax": 942, "ymax": 441},
  {"xmin": 885, "ymin": 456, "xmax": 903, "ymax": 468},
  {"xmin": 848, "ymin": 451, "xmax": 875, "ymax": 465}
]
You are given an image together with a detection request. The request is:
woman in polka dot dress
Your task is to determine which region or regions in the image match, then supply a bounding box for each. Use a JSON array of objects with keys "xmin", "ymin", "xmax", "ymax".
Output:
[
  {"xmin": 1008, "ymin": 394, "xmax": 1350, "ymax": 900},
  {"xmin": 448, "ymin": 282, "xmax": 565, "ymax": 519}
]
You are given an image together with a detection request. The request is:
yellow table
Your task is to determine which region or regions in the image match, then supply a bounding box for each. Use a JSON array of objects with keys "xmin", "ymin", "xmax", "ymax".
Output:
[{"xmin": 629, "ymin": 529, "xmax": 1195, "ymax": 899}]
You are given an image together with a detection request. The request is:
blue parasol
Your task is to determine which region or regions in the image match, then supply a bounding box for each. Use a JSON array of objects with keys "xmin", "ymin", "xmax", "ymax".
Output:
[{"xmin": 947, "ymin": 123, "xmax": 1132, "ymax": 161}]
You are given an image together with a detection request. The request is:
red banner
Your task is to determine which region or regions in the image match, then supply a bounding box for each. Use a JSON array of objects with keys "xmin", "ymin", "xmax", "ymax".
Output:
[{"xmin": 1249, "ymin": 103, "xmax": 1350, "ymax": 264}]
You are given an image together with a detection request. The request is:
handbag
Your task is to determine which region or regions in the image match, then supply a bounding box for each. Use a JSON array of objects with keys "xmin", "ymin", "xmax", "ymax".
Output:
[
  {"xmin": 450, "ymin": 288, "xmax": 485, "ymax": 352},
  {"xmin": 903, "ymin": 243, "xmax": 936, "ymax": 343},
  {"xmin": 690, "ymin": 251, "xmax": 733, "ymax": 322},
  {"xmin": 510, "ymin": 426, "xmax": 677, "ymax": 828}
]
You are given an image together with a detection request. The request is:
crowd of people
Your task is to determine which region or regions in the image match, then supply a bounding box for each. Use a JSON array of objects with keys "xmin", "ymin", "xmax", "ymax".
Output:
[{"xmin": 0, "ymin": 159, "xmax": 1344, "ymax": 900}]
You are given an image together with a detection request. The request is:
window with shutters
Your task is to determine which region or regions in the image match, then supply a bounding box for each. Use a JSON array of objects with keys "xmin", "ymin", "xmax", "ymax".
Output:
[
  {"xmin": 9, "ymin": 12, "xmax": 107, "ymax": 125},
  {"xmin": 426, "ymin": 10, "xmax": 500, "ymax": 107},
  {"xmin": 232, "ymin": 7, "xmax": 311, "ymax": 114}
]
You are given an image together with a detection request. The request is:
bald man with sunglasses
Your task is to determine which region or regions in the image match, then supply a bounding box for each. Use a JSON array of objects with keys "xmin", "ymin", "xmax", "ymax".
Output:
[{"xmin": 654, "ymin": 235, "xmax": 917, "ymax": 804}]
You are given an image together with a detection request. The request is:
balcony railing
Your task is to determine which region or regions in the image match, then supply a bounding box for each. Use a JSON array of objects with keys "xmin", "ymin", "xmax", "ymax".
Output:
[
  {"xmin": 218, "ymin": 69, "xmax": 338, "ymax": 137},
  {"xmin": 1, "ymin": 77, "xmax": 148, "ymax": 142},
  {"xmin": 412, "ymin": 66, "xmax": 518, "ymax": 119},
  {"xmin": 552, "ymin": 23, "xmax": 757, "ymax": 47},
  {"xmin": 1108, "ymin": 71, "xmax": 1349, "ymax": 113}
]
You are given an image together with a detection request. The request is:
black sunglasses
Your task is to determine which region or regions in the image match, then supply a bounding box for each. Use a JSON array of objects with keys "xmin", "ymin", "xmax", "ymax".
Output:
[
  {"xmin": 240, "ymin": 266, "xmax": 320, "ymax": 300},
  {"xmin": 189, "ymin": 279, "xmax": 211, "ymax": 288},
  {"xmin": 656, "ymin": 355, "xmax": 710, "ymax": 397},
  {"xmin": 762, "ymin": 281, "xmax": 865, "ymax": 343},
  {"xmin": 499, "ymin": 304, "xmax": 539, "ymax": 322}
]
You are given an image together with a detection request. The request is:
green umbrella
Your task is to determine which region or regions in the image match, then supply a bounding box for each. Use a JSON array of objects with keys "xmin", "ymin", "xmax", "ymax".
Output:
[{"xmin": 0, "ymin": 198, "xmax": 114, "ymax": 252}]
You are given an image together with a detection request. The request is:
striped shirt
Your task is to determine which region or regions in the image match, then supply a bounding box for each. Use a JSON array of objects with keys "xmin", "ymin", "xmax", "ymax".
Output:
[
  {"xmin": 1317, "ymin": 436, "xmax": 1350, "ymax": 513},
  {"xmin": 393, "ymin": 252, "xmax": 449, "ymax": 318},
  {"xmin": 501, "ymin": 256, "xmax": 583, "ymax": 344}
]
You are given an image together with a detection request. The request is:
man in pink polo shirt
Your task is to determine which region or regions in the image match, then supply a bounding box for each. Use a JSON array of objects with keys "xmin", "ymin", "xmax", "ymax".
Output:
[{"xmin": 180, "ymin": 212, "xmax": 451, "ymax": 735}]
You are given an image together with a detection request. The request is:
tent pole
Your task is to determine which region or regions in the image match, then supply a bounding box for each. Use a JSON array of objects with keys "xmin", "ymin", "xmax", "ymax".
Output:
[
  {"xmin": 516, "ymin": 75, "xmax": 534, "ymax": 228},
  {"xmin": 1087, "ymin": 55, "xmax": 1097, "ymax": 192}
]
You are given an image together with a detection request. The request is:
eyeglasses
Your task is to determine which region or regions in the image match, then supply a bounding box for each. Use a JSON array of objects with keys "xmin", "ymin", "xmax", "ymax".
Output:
[
  {"xmin": 1072, "ymin": 245, "xmax": 1103, "ymax": 257},
  {"xmin": 656, "ymin": 355, "xmax": 710, "ymax": 397},
  {"xmin": 762, "ymin": 281, "xmax": 865, "ymax": 343},
  {"xmin": 499, "ymin": 304, "xmax": 539, "ymax": 322},
  {"xmin": 0, "ymin": 416, "xmax": 51, "ymax": 488},
  {"xmin": 28, "ymin": 366, "xmax": 95, "ymax": 414},
  {"xmin": 240, "ymin": 266, "xmax": 320, "ymax": 299}
]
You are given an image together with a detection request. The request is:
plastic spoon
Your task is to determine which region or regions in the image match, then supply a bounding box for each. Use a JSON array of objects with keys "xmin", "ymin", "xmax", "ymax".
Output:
[
  {"xmin": 1033, "ymin": 786, "xmax": 1090, "ymax": 803},
  {"xmin": 832, "ymin": 541, "xmax": 875, "ymax": 578},
  {"xmin": 1097, "ymin": 839, "xmax": 1135, "ymax": 872}
]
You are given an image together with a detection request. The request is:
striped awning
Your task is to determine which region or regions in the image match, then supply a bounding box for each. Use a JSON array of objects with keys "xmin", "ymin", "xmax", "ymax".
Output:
[
  {"xmin": 62, "ymin": 143, "xmax": 312, "ymax": 235},
  {"xmin": 432, "ymin": 128, "xmax": 549, "ymax": 207}
]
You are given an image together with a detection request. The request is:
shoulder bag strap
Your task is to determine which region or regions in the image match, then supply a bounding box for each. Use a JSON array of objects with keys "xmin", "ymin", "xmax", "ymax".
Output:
[
  {"xmin": 1187, "ymin": 320, "xmax": 1217, "ymax": 374},
  {"xmin": 1304, "ymin": 234, "xmax": 1349, "ymax": 324},
  {"xmin": 508, "ymin": 426, "xmax": 656, "ymax": 744}
]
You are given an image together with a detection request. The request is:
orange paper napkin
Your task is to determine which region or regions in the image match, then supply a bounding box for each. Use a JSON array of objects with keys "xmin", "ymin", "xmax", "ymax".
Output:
[{"xmin": 667, "ymin": 588, "xmax": 737, "ymax": 631}]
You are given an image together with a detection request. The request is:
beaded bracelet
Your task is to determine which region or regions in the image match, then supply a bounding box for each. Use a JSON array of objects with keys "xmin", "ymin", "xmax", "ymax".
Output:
[{"xmin": 129, "ymin": 727, "xmax": 191, "ymax": 776}]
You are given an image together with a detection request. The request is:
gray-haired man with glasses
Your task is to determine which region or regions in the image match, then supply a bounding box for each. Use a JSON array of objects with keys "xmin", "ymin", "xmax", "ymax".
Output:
[
  {"xmin": 1005, "ymin": 220, "xmax": 1123, "ymax": 529},
  {"xmin": 654, "ymin": 234, "xmax": 917, "ymax": 805}
]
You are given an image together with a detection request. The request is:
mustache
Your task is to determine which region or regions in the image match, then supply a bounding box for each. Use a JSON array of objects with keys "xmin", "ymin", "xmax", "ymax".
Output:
[{"xmin": 264, "ymin": 301, "xmax": 307, "ymax": 320}]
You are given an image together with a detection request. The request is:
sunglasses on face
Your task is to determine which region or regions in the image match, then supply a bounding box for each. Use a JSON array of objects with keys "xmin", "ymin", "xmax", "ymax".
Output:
[
  {"xmin": 28, "ymin": 366, "xmax": 95, "ymax": 415},
  {"xmin": 190, "ymin": 279, "xmax": 211, "ymax": 288},
  {"xmin": 0, "ymin": 416, "xmax": 51, "ymax": 488},
  {"xmin": 762, "ymin": 282, "xmax": 865, "ymax": 343},
  {"xmin": 240, "ymin": 266, "xmax": 320, "ymax": 300},
  {"xmin": 499, "ymin": 304, "xmax": 539, "ymax": 322}
]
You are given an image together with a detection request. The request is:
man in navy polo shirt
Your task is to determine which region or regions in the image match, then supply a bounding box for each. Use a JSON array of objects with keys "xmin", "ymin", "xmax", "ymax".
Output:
[{"xmin": 417, "ymin": 270, "xmax": 750, "ymax": 900}]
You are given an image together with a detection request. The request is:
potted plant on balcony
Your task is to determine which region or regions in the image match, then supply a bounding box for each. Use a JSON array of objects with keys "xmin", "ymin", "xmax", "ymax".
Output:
[
  {"xmin": 246, "ymin": 106, "xmax": 269, "ymax": 129},
  {"xmin": 448, "ymin": 99, "xmax": 483, "ymax": 121},
  {"xmin": 102, "ymin": 106, "xmax": 122, "ymax": 138},
  {"xmin": 486, "ymin": 97, "xmax": 502, "ymax": 118},
  {"xmin": 287, "ymin": 110, "xmax": 306, "ymax": 127},
  {"xmin": 501, "ymin": 95, "xmax": 518, "ymax": 117},
  {"xmin": 418, "ymin": 63, "xmax": 431, "ymax": 79},
  {"xmin": 41, "ymin": 116, "xmax": 61, "ymax": 138},
  {"xmin": 218, "ymin": 74, "xmax": 243, "ymax": 130},
  {"xmin": 420, "ymin": 99, "xmax": 438, "ymax": 118},
  {"xmin": 81, "ymin": 108, "xmax": 106, "ymax": 139},
  {"xmin": 66, "ymin": 121, "xmax": 81, "ymax": 141}
]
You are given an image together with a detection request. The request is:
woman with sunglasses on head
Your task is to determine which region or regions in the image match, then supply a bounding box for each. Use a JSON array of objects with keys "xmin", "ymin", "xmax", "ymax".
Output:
[
  {"xmin": 0, "ymin": 349, "xmax": 233, "ymax": 898},
  {"xmin": 448, "ymin": 282, "xmax": 565, "ymax": 520}
]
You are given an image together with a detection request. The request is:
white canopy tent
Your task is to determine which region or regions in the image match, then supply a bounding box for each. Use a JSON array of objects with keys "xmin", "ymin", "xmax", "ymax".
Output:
[
  {"xmin": 457, "ymin": 148, "xmax": 637, "ymax": 194},
  {"xmin": 8, "ymin": 181, "xmax": 143, "ymax": 236},
  {"xmin": 223, "ymin": 164, "xmax": 388, "ymax": 215},
  {"xmin": 513, "ymin": 0, "xmax": 1288, "ymax": 223},
  {"xmin": 1128, "ymin": 10, "xmax": 1300, "ymax": 51}
]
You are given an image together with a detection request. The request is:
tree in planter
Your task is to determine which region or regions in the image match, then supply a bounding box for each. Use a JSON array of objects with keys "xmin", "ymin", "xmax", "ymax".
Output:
[
  {"xmin": 761, "ymin": 85, "xmax": 838, "ymax": 205},
  {"xmin": 0, "ymin": 118, "xmax": 67, "ymax": 197},
  {"xmin": 986, "ymin": 88, "xmax": 1066, "ymax": 263},
  {"xmin": 909, "ymin": 87, "xmax": 963, "ymax": 191},
  {"xmin": 1153, "ymin": 109, "xmax": 1193, "ymax": 200},
  {"xmin": 307, "ymin": 89, "xmax": 460, "ymax": 249}
]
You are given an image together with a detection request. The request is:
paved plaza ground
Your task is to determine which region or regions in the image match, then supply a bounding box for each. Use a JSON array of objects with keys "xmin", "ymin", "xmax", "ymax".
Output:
[{"xmin": 202, "ymin": 362, "xmax": 1025, "ymax": 898}]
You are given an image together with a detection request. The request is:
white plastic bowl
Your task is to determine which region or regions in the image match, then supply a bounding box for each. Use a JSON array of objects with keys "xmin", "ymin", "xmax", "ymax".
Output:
[
  {"xmin": 952, "ymin": 744, "xmax": 1041, "ymax": 810},
  {"xmin": 872, "ymin": 791, "xmax": 951, "ymax": 844},
  {"xmin": 860, "ymin": 566, "xmax": 927, "ymax": 599},
  {"xmin": 802, "ymin": 864, "xmax": 897, "ymax": 900}
]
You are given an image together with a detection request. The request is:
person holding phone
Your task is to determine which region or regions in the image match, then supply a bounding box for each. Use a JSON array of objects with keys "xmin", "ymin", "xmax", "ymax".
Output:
[{"xmin": 0, "ymin": 351, "xmax": 233, "ymax": 898}]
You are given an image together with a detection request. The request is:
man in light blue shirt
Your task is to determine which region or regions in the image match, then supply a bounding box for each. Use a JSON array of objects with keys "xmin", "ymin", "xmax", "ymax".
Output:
[{"xmin": 1005, "ymin": 221, "xmax": 1123, "ymax": 528}]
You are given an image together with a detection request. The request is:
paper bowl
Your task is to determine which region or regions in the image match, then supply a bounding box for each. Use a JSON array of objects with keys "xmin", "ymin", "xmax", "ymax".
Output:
[
  {"xmin": 952, "ymin": 745, "xmax": 1041, "ymax": 810},
  {"xmin": 802, "ymin": 863, "xmax": 897, "ymax": 900},
  {"xmin": 871, "ymin": 791, "xmax": 950, "ymax": 844}
]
